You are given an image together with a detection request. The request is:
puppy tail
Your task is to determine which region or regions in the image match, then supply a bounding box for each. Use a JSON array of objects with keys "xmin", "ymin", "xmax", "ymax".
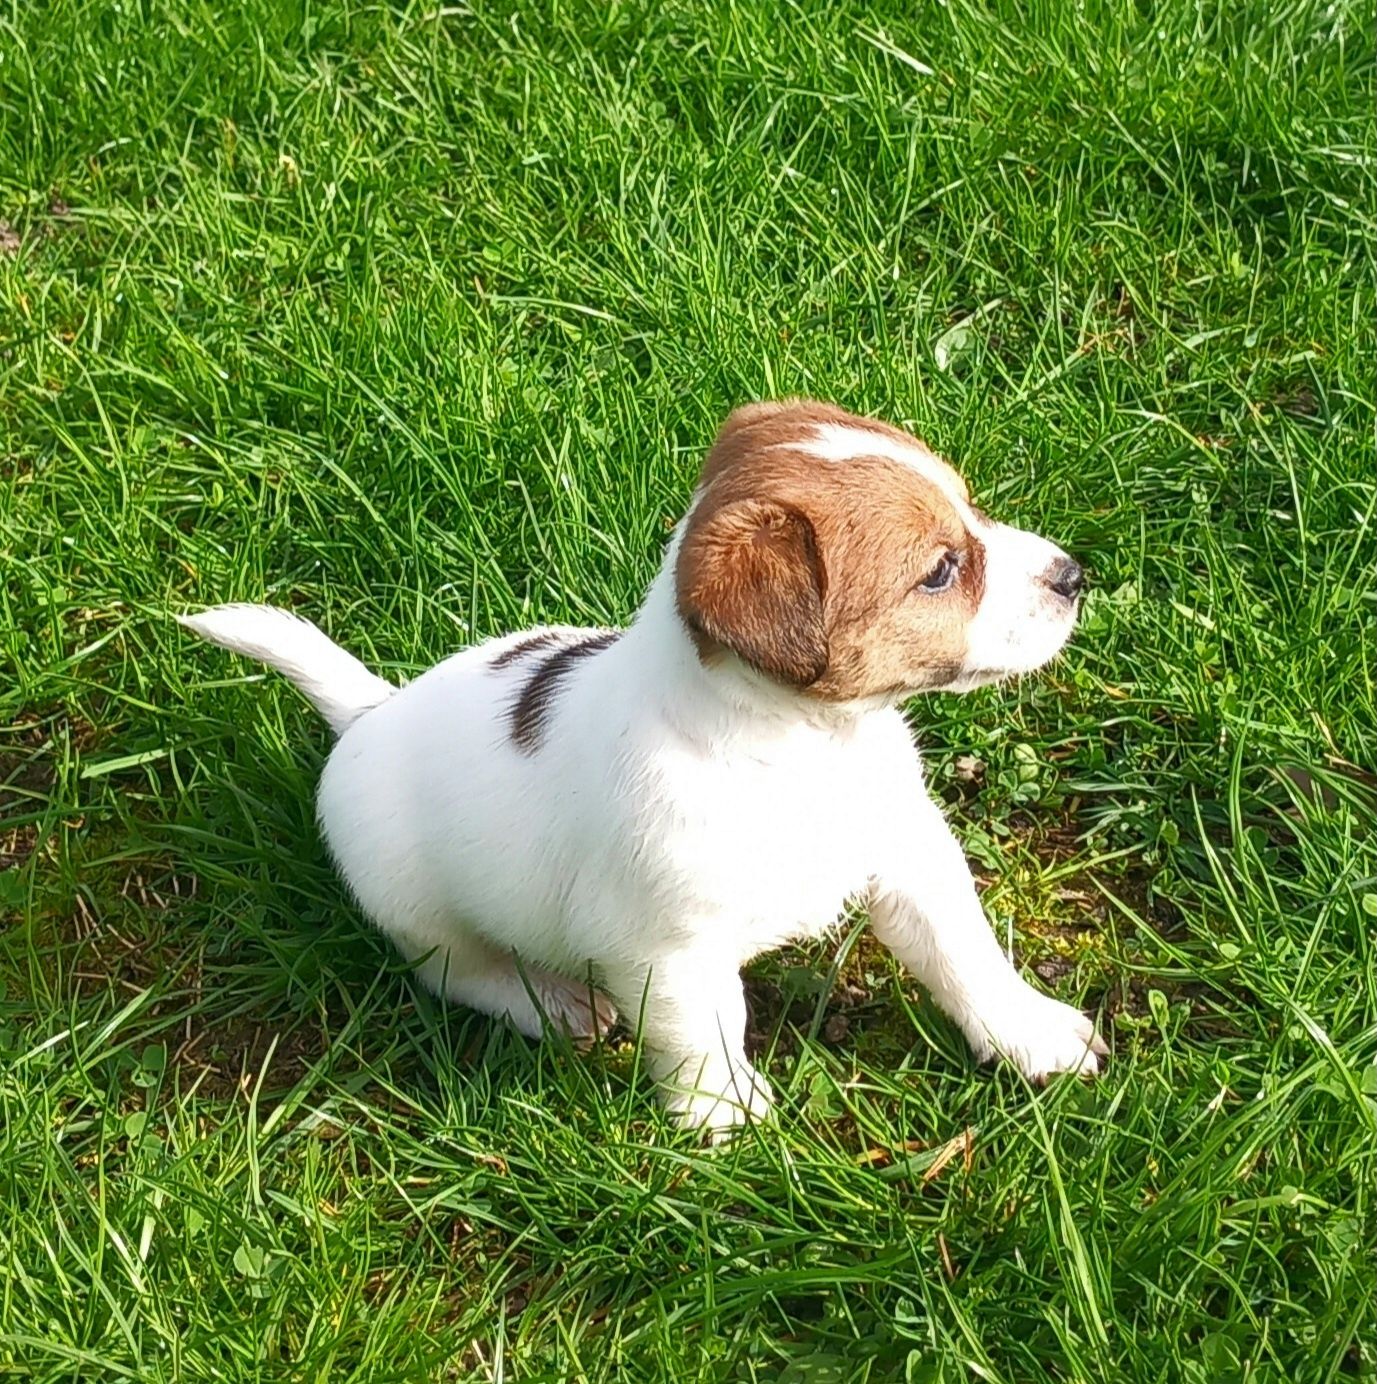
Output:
[{"xmin": 178, "ymin": 604, "xmax": 394, "ymax": 735}]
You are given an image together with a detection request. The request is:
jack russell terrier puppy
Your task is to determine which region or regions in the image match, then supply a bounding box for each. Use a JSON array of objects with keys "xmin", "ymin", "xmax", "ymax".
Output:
[{"xmin": 182, "ymin": 400, "xmax": 1106, "ymax": 1135}]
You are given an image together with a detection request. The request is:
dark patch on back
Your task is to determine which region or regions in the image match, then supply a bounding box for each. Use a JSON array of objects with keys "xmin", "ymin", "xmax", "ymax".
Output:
[
  {"xmin": 509, "ymin": 631, "xmax": 619, "ymax": 753},
  {"xmin": 489, "ymin": 630, "xmax": 567, "ymax": 671}
]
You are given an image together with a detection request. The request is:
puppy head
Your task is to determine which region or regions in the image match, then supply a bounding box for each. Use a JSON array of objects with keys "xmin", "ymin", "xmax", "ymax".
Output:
[{"xmin": 675, "ymin": 400, "xmax": 1083, "ymax": 702}]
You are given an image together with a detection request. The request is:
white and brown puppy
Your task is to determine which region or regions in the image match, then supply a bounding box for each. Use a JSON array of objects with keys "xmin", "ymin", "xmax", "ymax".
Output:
[{"xmin": 182, "ymin": 400, "xmax": 1105, "ymax": 1134}]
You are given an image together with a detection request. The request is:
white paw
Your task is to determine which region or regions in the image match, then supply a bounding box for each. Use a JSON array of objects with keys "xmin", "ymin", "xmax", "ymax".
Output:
[
  {"xmin": 663, "ymin": 1061, "xmax": 775, "ymax": 1141},
  {"xmin": 533, "ymin": 973, "xmax": 618, "ymax": 1043},
  {"xmin": 971, "ymin": 992, "xmax": 1107, "ymax": 1082}
]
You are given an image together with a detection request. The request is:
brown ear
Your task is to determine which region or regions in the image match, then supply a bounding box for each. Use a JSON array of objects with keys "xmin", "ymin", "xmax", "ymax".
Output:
[{"xmin": 675, "ymin": 498, "xmax": 827, "ymax": 687}]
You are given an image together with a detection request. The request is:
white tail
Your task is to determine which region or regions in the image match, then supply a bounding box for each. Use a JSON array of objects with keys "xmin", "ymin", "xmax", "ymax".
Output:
[{"xmin": 178, "ymin": 604, "xmax": 394, "ymax": 734}]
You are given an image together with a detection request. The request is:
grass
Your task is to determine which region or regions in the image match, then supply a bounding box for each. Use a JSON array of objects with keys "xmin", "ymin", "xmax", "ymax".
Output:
[{"xmin": 1, "ymin": 0, "xmax": 1374, "ymax": 1378}]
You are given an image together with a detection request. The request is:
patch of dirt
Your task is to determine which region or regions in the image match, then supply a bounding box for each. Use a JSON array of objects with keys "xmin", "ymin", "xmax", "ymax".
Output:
[
  {"xmin": 0, "ymin": 198, "xmax": 77, "ymax": 259},
  {"xmin": 1, "ymin": 824, "xmax": 37, "ymax": 874},
  {"xmin": 115, "ymin": 860, "xmax": 200, "ymax": 915},
  {"xmin": 14, "ymin": 830, "xmax": 336, "ymax": 1098},
  {"xmin": 1272, "ymin": 383, "xmax": 1320, "ymax": 418},
  {"xmin": 1066, "ymin": 864, "xmax": 1240, "ymax": 1036},
  {"xmin": 172, "ymin": 1011, "xmax": 333, "ymax": 1100},
  {"xmin": 55, "ymin": 860, "xmax": 346, "ymax": 1098},
  {"xmin": 43, "ymin": 855, "xmax": 202, "ymax": 991},
  {"xmin": 1, "ymin": 724, "xmax": 57, "ymax": 894},
  {"xmin": 744, "ymin": 928, "xmax": 910, "ymax": 1062},
  {"xmin": 0, "ymin": 717, "xmax": 57, "ymax": 874}
]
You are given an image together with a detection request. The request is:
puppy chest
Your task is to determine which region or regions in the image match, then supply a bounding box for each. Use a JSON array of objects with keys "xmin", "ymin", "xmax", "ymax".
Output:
[{"xmin": 643, "ymin": 751, "xmax": 875, "ymax": 942}]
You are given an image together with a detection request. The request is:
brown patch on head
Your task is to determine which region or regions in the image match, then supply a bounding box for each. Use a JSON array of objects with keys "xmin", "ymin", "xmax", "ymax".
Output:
[
  {"xmin": 675, "ymin": 400, "xmax": 985, "ymax": 701},
  {"xmin": 509, "ymin": 631, "xmax": 618, "ymax": 752},
  {"xmin": 698, "ymin": 400, "xmax": 970, "ymax": 502}
]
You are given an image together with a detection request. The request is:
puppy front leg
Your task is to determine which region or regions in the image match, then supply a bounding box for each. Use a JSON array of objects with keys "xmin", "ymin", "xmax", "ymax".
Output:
[
  {"xmin": 869, "ymin": 804, "xmax": 1106, "ymax": 1081},
  {"xmin": 604, "ymin": 952, "xmax": 773, "ymax": 1138}
]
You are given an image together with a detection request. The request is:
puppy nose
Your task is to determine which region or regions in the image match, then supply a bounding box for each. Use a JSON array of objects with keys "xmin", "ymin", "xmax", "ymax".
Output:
[{"xmin": 1046, "ymin": 557, "xmax": 1085, "ymax": 600}]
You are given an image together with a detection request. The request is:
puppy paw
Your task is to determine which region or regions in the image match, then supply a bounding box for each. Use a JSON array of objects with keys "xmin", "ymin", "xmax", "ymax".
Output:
[
  {"xmin": 972, "ymin": 993, "xmax": 1107, "ymax": 1082},
  {"xmin": 533, "ymin": 972, "xmax": 618, "ymax": 1044},
  {"xmin": 665, "ymin": 1061, "xmax": 775, "ymax": 1142}
]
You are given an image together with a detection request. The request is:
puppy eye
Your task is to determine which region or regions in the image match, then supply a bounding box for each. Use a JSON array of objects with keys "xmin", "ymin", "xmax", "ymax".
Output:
[{"xmin": 915, "ymin": 551, "xmax": 959, "ymax": 593}]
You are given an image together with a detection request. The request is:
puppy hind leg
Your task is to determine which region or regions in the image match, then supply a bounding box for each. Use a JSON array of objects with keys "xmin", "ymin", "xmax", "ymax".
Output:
[{"xmin": 400, "ymin": 932, "xmax": 616, "ymax": 1041}]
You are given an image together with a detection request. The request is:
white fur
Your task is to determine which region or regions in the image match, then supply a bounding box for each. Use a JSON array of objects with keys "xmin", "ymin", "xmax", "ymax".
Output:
[
  {"xmin": 177, "ymin": 605, "xmax": 392, "ymax": 734},
  {"xmin": 790, "ymin": 422, "xmax": 966, "ymax": 506},
  {"xmin": 960, "ymin": 517, "xmax": 1079, "ymax": 687},
  {"xmin": 183, "ymin": 528, "xmax": 1102, "ymax": 1137}
]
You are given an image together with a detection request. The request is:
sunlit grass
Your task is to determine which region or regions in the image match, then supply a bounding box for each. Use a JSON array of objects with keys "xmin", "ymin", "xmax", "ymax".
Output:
[{"xmin": 1, "ymin": 1, "xmax": 1373, "ymax": 1378}]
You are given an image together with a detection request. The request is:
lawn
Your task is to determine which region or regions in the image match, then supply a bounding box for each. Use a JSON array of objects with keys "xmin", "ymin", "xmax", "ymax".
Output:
[{"xmin": 1, "ymin": 0, "xmax": 1374, "ymax": 1379}]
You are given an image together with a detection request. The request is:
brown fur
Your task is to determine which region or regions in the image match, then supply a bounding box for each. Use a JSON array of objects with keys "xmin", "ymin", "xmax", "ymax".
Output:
[
  {"xmin": 676, "ymin": 400, "xmax": 985, "ymax": 701},
  {"xmin": 676, "ymin": 498, "xmax": 828, "ymax": 687}
]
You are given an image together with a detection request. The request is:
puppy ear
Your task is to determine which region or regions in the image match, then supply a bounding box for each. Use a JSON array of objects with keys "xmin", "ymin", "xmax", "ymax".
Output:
[{"xmin": 676, "ymin": 498, "xmax": 828, "ymax": 687}]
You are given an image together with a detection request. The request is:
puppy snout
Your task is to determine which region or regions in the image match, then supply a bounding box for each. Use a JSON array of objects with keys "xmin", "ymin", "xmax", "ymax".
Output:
[{"xmin": 1044, "ymin": 557, "xmax": 1085, "ymax": 601}]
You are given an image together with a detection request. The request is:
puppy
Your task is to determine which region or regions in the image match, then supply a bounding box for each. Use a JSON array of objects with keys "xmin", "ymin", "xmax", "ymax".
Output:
[{"xmin": 182, "ymin": 400, "xmax": 1106, "ymax": 1134}]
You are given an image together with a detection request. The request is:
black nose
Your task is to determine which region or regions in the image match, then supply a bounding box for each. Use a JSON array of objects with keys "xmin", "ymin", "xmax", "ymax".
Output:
[{"xmin": 1047, "ymin": 558, "xmax": 1085, "ymax": 600}]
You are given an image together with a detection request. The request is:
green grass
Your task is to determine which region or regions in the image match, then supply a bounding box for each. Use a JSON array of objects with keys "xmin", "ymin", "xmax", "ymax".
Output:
[{"xmin": 2, "ymin": 0, "xmax": 1374, "ymax": 1378}]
